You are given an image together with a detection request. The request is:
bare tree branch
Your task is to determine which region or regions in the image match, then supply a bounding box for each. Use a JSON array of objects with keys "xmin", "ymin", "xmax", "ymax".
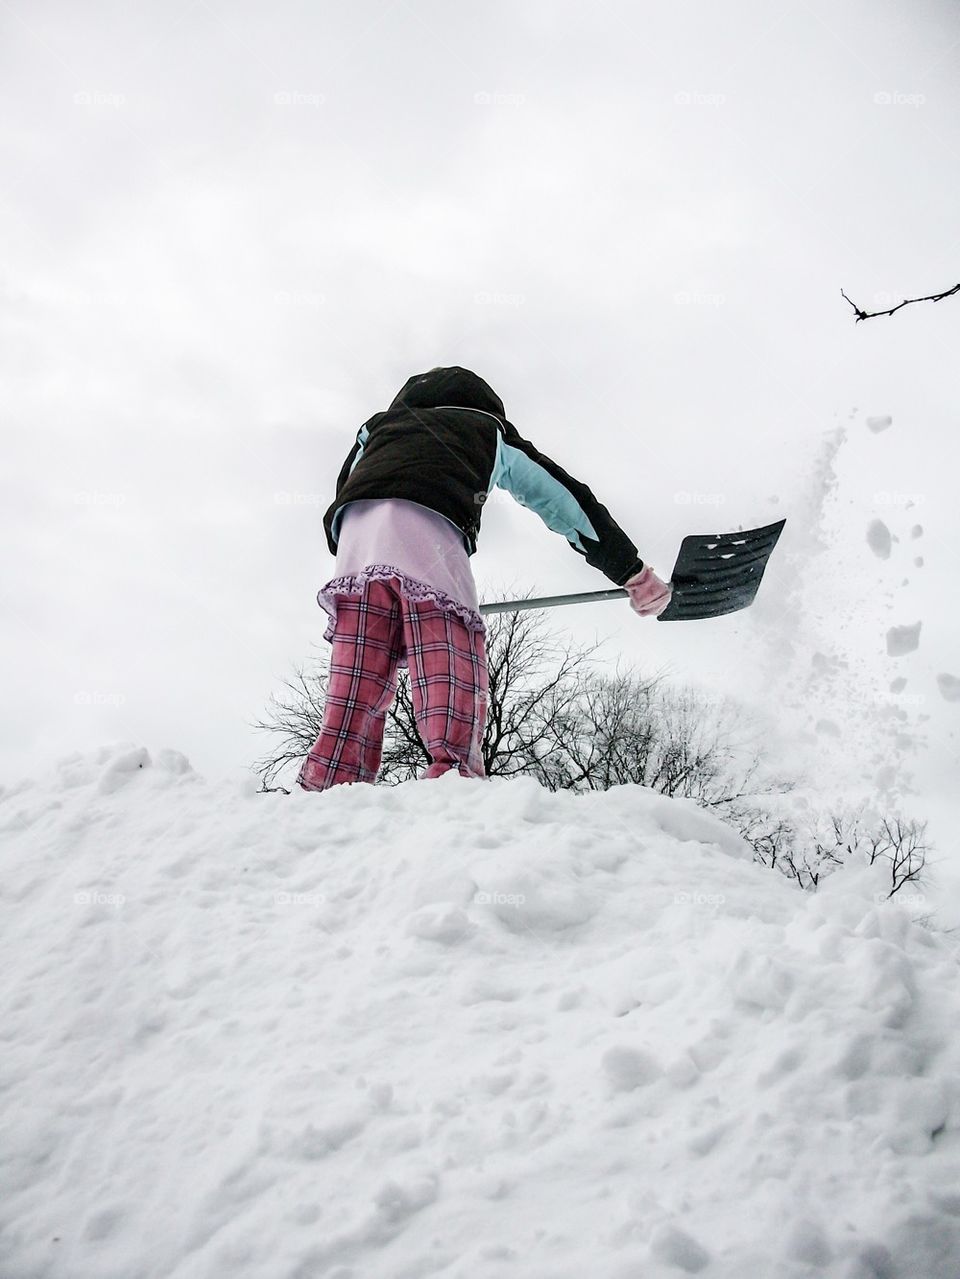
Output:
[{"xmin": 841, "ymin": 281, "xmax": 960, "ymax": 323}]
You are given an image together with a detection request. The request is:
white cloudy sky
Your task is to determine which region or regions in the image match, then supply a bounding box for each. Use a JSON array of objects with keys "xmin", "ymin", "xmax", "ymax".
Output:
[{"xmin": 2, "ymin": 0, "xmax": 959, "ymax": 830}]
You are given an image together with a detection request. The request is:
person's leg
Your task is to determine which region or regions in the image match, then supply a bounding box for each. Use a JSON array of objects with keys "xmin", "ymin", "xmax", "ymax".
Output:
[
  {"xmin": 297, "ymin": 579, "xmax": 403, "ymax": 790},
  {"xmin": 402, "ymin": 598, "xmax": 488, "ymax": 779}
]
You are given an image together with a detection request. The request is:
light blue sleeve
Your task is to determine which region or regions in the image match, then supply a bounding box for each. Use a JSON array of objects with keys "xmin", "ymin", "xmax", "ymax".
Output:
[
  {"xmin": 348, "ymin": 423, "xmax": 369, "ymax": 475},
  {"xmin": 490, "ymin": 436, "xmax": 599, "ymax": 554}
]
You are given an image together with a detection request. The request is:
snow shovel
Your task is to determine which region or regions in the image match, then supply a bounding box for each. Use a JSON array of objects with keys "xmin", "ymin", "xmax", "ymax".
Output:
[{"xmin": 479, "ymin": 518, "xmax": 786, "ymax": 621}]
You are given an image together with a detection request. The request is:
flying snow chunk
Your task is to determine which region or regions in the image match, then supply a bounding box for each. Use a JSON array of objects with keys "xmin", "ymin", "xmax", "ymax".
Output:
[
  {"xmin": 886, "ymin": 622, "xmax": 921, "ymax": 657},
  {"xmin": 875, "ymin": 763, "xmax": 898, "ymax": 793},
  {"xmin": 936, "ymin": 673, "xmax": 960, "ymax": 703},
  {"xmin": 866, "ymin": 519, "xmax": 892, "ymax": 560},
  {"xmin": 866, "ymin": 415, "xmax": 893, "ymax": 433}
]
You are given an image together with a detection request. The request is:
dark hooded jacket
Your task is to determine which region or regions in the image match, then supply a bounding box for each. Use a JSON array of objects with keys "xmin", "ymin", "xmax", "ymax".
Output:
[{"xmin": 323, "ymin": 366, "xmax": 645, "ymax": 586}]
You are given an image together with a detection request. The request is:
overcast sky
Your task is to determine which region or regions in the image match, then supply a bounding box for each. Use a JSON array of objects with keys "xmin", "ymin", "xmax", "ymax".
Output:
[{"xmin": 2, "ymin": 0, "xmax": 958, "ymax": 837}]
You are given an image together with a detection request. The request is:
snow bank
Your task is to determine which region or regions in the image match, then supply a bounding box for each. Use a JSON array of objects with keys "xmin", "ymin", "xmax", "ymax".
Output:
[{"xmin": 2, "ymin": 744, "xmax": 959, "ymax": 1279}]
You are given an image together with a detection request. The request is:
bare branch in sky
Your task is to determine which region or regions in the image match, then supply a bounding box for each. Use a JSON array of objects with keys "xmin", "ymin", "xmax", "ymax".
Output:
[{"xmin": 841, "ymin": 281, "xmax": 960, "ymax": 322}]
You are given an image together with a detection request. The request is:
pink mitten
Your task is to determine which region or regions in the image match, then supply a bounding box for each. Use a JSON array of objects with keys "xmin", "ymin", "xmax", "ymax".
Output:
[{"xmin": 624, "ymin": 566, "xmax": 672, "ymax": 617}]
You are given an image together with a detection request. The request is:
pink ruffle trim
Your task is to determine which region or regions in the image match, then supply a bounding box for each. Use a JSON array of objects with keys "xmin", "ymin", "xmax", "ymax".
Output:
[{"xmin": 317, "ymin": 564, "xmax": 486, "ymax": 653}]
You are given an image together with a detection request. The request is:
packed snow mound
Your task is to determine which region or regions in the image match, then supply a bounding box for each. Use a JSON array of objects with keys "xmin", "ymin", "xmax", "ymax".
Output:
[{"xmin": 2, "ymin": 744, "xmax": 960, "ymax": 1279}]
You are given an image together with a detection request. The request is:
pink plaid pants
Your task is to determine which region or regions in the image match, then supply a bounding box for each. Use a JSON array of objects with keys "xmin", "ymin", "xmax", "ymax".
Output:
[{"xmin": 297, "ymin": 575, "xmax": 488, "ymax": 790}]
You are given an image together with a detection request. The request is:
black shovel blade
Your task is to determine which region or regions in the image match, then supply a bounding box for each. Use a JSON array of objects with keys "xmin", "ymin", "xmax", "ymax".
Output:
[{"xmin": 656, "ymin": 518, "xmax": 786, "ymax": 621}]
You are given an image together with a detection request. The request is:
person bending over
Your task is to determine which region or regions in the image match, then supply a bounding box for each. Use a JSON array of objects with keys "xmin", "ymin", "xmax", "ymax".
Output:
[{"xmin": 297, "ymin": 366, "xmax": 670, "ymax": 791}]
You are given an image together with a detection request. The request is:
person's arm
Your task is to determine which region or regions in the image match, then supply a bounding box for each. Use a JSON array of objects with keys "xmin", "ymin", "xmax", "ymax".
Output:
[{"xmin": 492, "ymin": 420, "xmax": 645, "ymax": 586}]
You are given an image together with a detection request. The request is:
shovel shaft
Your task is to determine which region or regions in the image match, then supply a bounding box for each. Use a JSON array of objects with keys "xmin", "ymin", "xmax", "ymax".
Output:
[{"xmin": 479, "ymin": 588, "xmax": 628, "ymax": 615}]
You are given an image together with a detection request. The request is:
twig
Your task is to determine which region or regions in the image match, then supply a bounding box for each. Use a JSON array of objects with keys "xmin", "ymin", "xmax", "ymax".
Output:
[{"xmin": 841, "ymin": 282, "xmax": 960, "ymax": 322}]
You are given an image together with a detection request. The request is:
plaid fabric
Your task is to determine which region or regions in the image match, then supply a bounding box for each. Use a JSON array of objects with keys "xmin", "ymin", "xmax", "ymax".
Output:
[{"xmin": 297, "ymin": 575, "xmax": 488, "ymax": 791}]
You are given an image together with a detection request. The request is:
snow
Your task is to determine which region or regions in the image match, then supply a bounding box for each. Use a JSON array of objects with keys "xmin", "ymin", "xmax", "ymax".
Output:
[
  {"xmin": 886, "ymin": 621, "xmax": 922, "ymax": 657},
  {"xmin": 936, "ymin": 674, "xmax": 960, "ymax": 703},
  {"xmin": 866, "ymin": 416, "xmax": 893, "ymax": 433},
  {"xmin": 2, "ymin": 743, "xmax": 960, "ymax": 1279},
  {"xmin": 865, "ymin": 518, "xmax": 892, "ymax": 560}
]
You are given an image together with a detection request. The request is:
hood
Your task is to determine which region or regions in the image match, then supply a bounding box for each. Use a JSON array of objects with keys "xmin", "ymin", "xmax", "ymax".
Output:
[{"xmin": 388, "ymin": 366, "xmax": 506, "ymax": 418}]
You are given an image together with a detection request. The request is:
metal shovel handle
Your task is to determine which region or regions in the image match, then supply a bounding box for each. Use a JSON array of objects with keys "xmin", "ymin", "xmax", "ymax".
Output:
[{"xmin": 479, "ymin": 587, "xmax": 628, "ymax": 615}]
